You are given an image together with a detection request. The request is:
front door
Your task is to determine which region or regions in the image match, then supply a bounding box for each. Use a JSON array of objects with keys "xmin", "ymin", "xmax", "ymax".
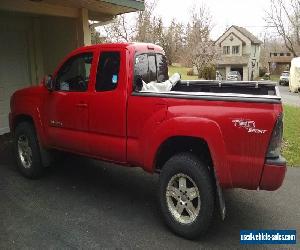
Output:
[{"xmin": 44, "ymin": 51, "xmax": 95, "ymax": 154}]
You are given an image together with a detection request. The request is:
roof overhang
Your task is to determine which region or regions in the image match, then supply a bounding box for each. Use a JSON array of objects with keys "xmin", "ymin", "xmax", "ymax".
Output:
[{"xmin": 0, "ymin": 0, "xmax": 144, "ymax": 22}]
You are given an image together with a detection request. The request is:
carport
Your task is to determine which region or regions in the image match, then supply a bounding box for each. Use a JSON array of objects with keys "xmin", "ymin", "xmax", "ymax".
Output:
[{"xmin": 0, "ymin": 0, "xmax": 144, "ymax": 134}]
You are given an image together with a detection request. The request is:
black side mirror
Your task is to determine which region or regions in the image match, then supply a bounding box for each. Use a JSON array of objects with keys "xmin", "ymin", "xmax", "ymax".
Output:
[
  {"xmin": 44, "ymin": 75, "xmax": 54, "ymax": 91},
  {"xmin": 135, "ymin": 76, "xmax": 143, "ymax": 91}
]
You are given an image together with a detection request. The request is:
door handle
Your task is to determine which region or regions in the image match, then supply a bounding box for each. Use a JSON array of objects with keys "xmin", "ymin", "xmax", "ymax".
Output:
[{"xmin": 76, "ymin": 103, "xmax": 88, "ymax": 108}]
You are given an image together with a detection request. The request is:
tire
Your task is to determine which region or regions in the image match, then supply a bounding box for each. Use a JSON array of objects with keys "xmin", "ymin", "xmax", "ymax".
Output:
[
  {"xmin": 159, "ymin": 153, "xmax": 215, "ymax": 240},
  {"xmin": 14, "ymin": 122, "xmax": 44, "ymax": 179}
]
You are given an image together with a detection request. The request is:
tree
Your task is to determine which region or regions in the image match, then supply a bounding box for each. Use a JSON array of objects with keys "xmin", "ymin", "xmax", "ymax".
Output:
[
  {"xmin": 100, "ymin": 13, "xmax": 136, "ymax": 42},
  {"xmin": 265, "ymin": 0, "xmax": 300, "ymax": 56},
  {"xmin": 184, "ymin": 5, "xmax": 218, "ymax": 79},
  {"xmin": 134, "ymin": 0, "xmax": 157, "ymax": 42}
]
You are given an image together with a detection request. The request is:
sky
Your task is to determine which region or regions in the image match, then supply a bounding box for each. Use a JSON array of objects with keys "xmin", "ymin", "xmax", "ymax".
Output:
[{"xmin": 153, "ymin": 0, "xmax": 273, "ymax": 40}]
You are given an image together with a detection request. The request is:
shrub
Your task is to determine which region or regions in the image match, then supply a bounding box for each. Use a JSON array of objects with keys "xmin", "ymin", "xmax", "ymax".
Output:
[
  {"xmin": 187, "ymin": 69, "xmax": 194, "ymax": 76},
  {"xmin": 259, "ymin": 67, "xmax": 268, "ymax": 77},
  {"xmin": 198, "ymin": 65, "xmax": 216, "ymax": 80}
]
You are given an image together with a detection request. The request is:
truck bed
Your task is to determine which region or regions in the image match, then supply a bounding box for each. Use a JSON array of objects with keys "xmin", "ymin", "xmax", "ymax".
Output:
[
  {"xmin": 135, "ymin": 80, "xmax": 281, "ymax": 104},
  {"xmin": 173, "ymin": 80, "xmax": 277, "ymax": 95}
]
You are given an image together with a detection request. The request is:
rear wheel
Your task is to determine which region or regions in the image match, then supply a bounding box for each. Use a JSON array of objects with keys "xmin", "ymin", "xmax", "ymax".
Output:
[
  {"xmin": 14, "ymin": 122, "xmax": 44, "ymax": 179},
  {"xmin": 159, "ymin": 153, "xmax": 215, "ymax": 239}
]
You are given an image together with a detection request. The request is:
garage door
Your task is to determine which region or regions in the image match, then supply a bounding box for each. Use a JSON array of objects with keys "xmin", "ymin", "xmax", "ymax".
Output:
[{"xmin": 0, "ymin": 30, "xmax": 31, "ymax": 134}]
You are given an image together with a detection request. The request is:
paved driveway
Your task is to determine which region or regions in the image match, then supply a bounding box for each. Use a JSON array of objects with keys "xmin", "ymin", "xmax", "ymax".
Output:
[
  {"xmin": 278, "ymin": 85, "xmax": 300, "ymax": 107},
  {"xmin": 0, "ymin": 139, "xmax": 299, "ymax": 249}
]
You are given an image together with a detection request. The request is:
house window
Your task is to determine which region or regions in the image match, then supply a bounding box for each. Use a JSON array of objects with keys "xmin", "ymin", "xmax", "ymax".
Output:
[
  {"xmin": 287, "ymin": 53, "xmax": 291, "ymax": 56},
  {"xmin": 280, "ymin": 53, "xmax": 284, "ymax": 56},
  {"xmin": 273, "ymin": 53, "xmax": 278, "ymax": 56},
  {"xmin": 223, "ymin": 46, "xmax": 230, "ymax": 55},
  {"xmin": 232, "ymin": 46, "xmax": 240, "ymax": 55}
]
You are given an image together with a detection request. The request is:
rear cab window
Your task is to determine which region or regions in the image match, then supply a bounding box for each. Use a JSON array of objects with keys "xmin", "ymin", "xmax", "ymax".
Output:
[{"xmin": 133, "ymin": 53, "xmax": 168, "ymax": 91}]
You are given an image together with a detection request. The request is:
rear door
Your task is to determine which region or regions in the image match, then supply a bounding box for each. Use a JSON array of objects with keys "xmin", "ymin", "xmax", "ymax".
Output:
[
  {"xmin": 88, "ymin": 48, "xmax": 127, "ymax": 162},
  {"xmin": 44, "ymin": 50, "xmax": 96, "ymax": 153}
]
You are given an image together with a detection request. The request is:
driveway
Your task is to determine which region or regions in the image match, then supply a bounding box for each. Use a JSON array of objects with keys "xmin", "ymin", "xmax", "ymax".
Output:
[
  {"xmin": 0, "ymin": 138, "xmax": 299, "ymax": 249},
  {"xmin": 278, "ymin": 85, "xmax": 300, "ymax": 107}
]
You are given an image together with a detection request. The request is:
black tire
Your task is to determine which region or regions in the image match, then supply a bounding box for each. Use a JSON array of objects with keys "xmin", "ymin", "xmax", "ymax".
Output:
[
  {"xmin": 159, "ymin": 153, "xmax": 215, "ymax": 240},
  {"xmin": 14, "ymin": 122, "xmax": 44, "ymax": 179}
]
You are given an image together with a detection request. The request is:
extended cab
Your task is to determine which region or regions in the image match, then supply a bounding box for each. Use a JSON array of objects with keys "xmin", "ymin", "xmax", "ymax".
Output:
[{"xmin": 9, "ymin": 43, "xmax": 286, "ymax": 239}]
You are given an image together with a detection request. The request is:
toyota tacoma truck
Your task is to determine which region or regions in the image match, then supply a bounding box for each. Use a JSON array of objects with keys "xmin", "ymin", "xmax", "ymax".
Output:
[{"xmin": 9, "ymin": 43, "xmax": 286, "ymax": 239}]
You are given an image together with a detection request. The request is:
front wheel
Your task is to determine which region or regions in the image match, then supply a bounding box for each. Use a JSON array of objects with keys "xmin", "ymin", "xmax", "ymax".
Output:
[
  {"xmin": 14, "ymin": 122, "xmax": 44, "ymax": 179},
  {"xmin": 159, "ymin": 153, "xmax": 215, "ymax": 240}
]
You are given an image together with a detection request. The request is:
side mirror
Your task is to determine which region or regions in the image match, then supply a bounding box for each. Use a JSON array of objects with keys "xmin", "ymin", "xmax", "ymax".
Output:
[
  {"xmin": 135, "ymin": 76, "xmax": 143, "ymax": 91},
  {"xmin": 43, "ymin": 75, "xmax": 54, "ymax": 91}
]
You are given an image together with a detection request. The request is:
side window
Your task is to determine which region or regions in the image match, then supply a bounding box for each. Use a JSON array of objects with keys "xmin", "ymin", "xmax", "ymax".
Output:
[
  {"xmin": 148, "ymin": 55, "xmax": 157, "ymax": 82},
  {"xmin": 96, "ymin": 51, "xmax": 120, "ymax": 91},
  {"xmin": 156, "ymin": 54, "xmax": 168, "ymax": 82},
  {"xmin": 55, "ymin": 53, "xmax": 93, "ymax": 92}
]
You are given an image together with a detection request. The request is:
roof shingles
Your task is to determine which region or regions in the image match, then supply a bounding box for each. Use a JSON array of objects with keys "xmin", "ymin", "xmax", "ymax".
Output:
[{"xmin": 232, "ymin": 25, "xmax": 262, "ymax": 44}]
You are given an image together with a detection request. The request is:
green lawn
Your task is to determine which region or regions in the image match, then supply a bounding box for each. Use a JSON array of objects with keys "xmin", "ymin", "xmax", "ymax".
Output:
[
  {"xmin": 169, "ymin": 65, "xmax": 198, "ymax": 80},
  {"xmin": 282, "ymin": 105, "xmax": 300, "ymax": 167},
  {"xmin": 270, "ymin": 74, "xmax": 280, "ymax": 82}
]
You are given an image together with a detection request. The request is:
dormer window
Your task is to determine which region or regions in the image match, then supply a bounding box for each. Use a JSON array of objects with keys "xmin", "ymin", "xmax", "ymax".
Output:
[
  {"xmin": 223, "ymin": 46, "xmax": 230, "ymax": 55},
  {"xmin": 232, "ymin": 46, "xmax": 240, "ymax": 55}
]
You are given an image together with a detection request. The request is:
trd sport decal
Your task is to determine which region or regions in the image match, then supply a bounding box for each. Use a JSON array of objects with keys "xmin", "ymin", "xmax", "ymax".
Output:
[{"xmin": 232, "ymin": 119, "xmax": 267, "ymax": 134}]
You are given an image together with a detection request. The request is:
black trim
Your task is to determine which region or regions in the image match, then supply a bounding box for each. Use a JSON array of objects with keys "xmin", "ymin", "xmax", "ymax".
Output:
[
  {"xmin": 265, "ymin": 156, "xmax": 286, "ymax": 166},
  {"xmin": 132, "ymin": 92, "xmax": 282, "ymax": 104}
]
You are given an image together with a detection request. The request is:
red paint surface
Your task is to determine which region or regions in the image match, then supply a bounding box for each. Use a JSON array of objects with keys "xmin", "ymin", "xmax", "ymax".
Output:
[{"xmin": 9, "ymin": 43, "xmax": 286, "ymax": 191}]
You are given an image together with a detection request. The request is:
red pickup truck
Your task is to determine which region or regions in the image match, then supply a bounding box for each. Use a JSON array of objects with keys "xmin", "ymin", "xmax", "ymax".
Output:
[{"xmin": 9, "ymin": 43, "xmax": 286, "ymax": 239}]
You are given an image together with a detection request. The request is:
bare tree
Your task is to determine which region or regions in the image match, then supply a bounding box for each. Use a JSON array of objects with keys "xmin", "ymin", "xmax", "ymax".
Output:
[
  {"xmin": 92, "ymin": 0, "xmax": 190, "ymax": 67},
  {"xmin": 185, "ymin": 5, "xmax": 218, "ymax": 79},
  {"xmin": 265, "ymin": 0, "xmax": 300, "ymax": 56},
  {"xmin": 260, "ymin": 34, "xmax": 283, "ymax": 71},
  {"xmin": 101, "ymin": 14, "xmax": 136, "ymax": 42}
]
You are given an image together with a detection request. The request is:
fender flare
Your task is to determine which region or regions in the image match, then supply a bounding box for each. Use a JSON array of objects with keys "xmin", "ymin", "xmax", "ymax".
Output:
[{"xmin": 141, "ymin": 116, "xmax": 232, "ymax": 188}]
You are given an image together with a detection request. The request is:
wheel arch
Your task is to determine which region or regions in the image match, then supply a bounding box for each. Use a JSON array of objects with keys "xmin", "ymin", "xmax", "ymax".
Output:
[
  {"xmin": 11, "ymin": 108, "xmax": 46, "ymax": 147},
  {"xmin": 141, "ymin": 117, "xmax": 232, "ymax": 188},
  {"xmin": 12, "ymin": 114, "xmax": 35, "ymax": 133},
  {"xmin": 154, "ymin": 136, "xmax": 213, "ymax": 173}
]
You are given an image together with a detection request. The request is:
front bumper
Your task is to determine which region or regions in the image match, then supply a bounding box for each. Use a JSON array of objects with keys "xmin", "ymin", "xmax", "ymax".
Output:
[{"xmin": 259, "ymin": 156, "xmax": 287, "ymax": 191}]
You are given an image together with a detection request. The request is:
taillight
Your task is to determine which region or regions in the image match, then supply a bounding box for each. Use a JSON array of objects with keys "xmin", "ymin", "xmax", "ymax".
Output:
[{"xmin": 266, "ymin": 113, "xmax": 283, "ymax": 158}]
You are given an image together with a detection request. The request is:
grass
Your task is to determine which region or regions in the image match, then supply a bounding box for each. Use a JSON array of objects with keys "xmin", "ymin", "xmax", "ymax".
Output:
[
  {"xmin": 169, "ymin": 65, "xmax": 198, "ymax": 80},
  {"xmin": 270, "ymin": 74, "xmax": 280, "ymax": 82},
  {"xmin": 282, "ymin": 105, "xmax": 300, "ymax": 167}
]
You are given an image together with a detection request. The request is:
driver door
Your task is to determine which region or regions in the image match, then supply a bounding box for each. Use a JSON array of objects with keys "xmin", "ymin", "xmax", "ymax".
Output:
[{"xmin": 44, "ymin": 50, "xmax": 96, "ymax": 154}]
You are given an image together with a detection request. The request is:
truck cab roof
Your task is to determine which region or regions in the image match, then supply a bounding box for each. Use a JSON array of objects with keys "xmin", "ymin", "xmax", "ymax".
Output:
[{"xmin": 73, "ymin": 42, "xmax": 164, "ymax": 54}]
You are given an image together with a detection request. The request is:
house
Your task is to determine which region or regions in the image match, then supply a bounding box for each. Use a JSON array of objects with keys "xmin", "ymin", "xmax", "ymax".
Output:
[
  {"xmin": 215, "ymin": 25, "xmax": 262, "ymax": 81},
  {"xmin": 0, "ymin": 0, "xmax": 144, "ymax": 135},
  {"xmin": 268, "ymin": 51, "xmax": 293, "ymax": 74}
]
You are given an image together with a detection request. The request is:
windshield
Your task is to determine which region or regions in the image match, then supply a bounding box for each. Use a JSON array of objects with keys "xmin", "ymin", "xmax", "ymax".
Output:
[
  {"xmin": 282, "ymin": 72, "xmax": 289, "ymax": 76},
  {"xmin": 229, "ymin": 71, "xmax": 238, "ymax": 76}
]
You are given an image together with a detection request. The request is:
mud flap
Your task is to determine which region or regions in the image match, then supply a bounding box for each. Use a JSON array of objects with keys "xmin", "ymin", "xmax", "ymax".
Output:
[{"xmin": 215, "ymin": 178, "xmax": 226, "ymax": 220}]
